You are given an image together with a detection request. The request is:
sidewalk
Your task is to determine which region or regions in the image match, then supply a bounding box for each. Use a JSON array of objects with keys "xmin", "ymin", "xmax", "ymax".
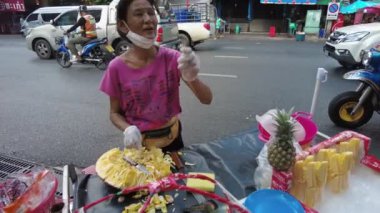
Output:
[{"xmin": 220, "ymin": 32, "xmax": 327, "ymax": 42}]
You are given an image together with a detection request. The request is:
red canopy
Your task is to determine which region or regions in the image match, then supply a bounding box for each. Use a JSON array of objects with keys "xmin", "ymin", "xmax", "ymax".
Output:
[
  {"xmin": 0, "ymin": 0, "xmax": 25, "ymax": 12},
  {"xmin": 356, "ymin": 5, "xmax": 380, "ymax": 15}
]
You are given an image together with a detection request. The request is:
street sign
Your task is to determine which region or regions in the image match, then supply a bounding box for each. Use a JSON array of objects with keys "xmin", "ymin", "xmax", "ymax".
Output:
[{"xmin": 326, "ymin": 2, "xmax": 340, "ymax": 20}]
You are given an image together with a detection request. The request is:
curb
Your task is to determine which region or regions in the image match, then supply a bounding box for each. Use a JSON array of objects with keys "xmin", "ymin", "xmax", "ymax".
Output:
[{"xmin": 220, "ymin": 33, "xmax": 327, "ymax": 42}]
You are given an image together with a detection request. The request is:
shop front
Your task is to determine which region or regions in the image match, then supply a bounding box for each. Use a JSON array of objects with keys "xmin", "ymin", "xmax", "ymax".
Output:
[
  {"xmin": 258, "ymin": 0, "xmax": 320, "ymax": 33},
  {"xmin": 0, "ymin": 0, "xmax": 25, "ymax": 34},
  {"xmin": 215, "ymin": 0, "xmax": 324, "ymax": 33}
]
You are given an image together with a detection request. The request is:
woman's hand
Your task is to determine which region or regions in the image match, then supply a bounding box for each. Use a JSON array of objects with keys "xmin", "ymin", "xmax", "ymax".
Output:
[
  {"xmin": 123, "ymin": 125, "xmax": 143, "ymax": 149},
  {"xmin": 177, "ymin": 47, "xmax": 212, "ymax": 105},
  {"xmin": 177, "ymin": 46, "xmax": 200, "ymax": 82}
]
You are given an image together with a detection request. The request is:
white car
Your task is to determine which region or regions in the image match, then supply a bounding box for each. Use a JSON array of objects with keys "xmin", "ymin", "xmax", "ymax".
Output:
[
  {"xmin": 324, "ymin": 22, "xmax": 380, "ymax": 68},
  {"xmin": 25, "ymin": 6, "xmax": 108, "ymax": 59},
  {"xmin": 20, "ymin": 6, "xmax": 76, "ymax": 37},
  {"xmin": 25, "ymin": 3, "xmax": 179, "ymax": 59}
]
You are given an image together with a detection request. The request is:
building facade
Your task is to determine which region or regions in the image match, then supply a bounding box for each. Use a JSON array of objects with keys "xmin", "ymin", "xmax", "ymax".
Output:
[
  {"xmin": 0, "ymin": 0, "xmax": 26, "ymax": 33},
  {"xmin": 0, "ymin": 0, "xmax": 88, "ymax": 34},
  {"xmin": 214, "ymin": 0, "xmax": 329, "ymax": 33}
]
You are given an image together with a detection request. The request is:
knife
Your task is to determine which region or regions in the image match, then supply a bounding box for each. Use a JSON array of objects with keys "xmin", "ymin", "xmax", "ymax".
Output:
[{"xmin": 123, "ymin": 155, "xmax": 150, "ymax": 175}]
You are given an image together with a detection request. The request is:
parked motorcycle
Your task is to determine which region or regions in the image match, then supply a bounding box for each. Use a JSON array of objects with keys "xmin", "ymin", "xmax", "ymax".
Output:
[
  {"xmin": 328, "ymin": 48, "xmax": 380, "ymax": 128},
  {"xmin": 55, "ymin": 34, "xmax": 115, "ymax": 70}
]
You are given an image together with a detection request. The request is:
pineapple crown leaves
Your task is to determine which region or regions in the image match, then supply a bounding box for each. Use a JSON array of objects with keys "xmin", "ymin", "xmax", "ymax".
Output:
[{"xmin": 272, "ymin": 108, "xmax": 297, "ymax": 141}]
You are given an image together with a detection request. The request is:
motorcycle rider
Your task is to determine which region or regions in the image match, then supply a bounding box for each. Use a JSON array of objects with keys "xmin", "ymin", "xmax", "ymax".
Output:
[{"xmin": 64, "ymin": 5, "xmax": 97, "ymax": 62}]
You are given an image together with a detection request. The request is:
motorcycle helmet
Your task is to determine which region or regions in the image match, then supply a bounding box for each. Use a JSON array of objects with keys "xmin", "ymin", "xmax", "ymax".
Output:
[{"xmin": 79, "ymin": 5, "xmax": 88, "ymax": 13}]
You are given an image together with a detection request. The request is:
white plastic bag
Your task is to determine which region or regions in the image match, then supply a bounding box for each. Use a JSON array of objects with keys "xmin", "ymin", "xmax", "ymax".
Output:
[
  {"xmin": 254, "ymin": 137, "xmax": 303, "ymax": 190},
  {"xmin": 254, "ymin": 145, "xmax": 273, "ymax": 189},
  {"xmin": 254, "ymin": 109, "xmax": 304, "ymax": 190}
]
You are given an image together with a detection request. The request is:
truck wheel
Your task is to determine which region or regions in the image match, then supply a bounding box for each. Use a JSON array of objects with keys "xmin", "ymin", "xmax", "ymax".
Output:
[
  {"xmin": 179, "ymin": 33, "xmax": 191, "ymax": 47},
  {"xmin": 34, "ymin": 39, "xmax": 52, "ymax": 59},
  {"xmin": 115, "ymin": 40, "xmax": 130, "ymax": 55},
  {"xmin": 328, "ymin": 91, "xmax": 373, "ymax": 128}
]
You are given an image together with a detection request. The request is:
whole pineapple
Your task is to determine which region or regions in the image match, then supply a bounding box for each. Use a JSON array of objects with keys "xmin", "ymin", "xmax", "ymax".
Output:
[{"xmin": 267, "ymin": 109, "xmax": 296, "ymax": 171}]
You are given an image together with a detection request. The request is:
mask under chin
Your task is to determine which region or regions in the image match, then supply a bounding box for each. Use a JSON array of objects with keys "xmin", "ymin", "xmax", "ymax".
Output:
[{"xmin": 126, "ymin": 30, "xmax": 155, "ymax": 49}]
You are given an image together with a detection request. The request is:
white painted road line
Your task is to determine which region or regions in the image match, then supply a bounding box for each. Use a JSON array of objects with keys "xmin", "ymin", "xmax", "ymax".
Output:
[
  {"xmin": 214, "ymin": 55, "xmax": 248, "ymax": 59},
  {"xmin": 222, "ymin": 47, "xmax": 245, "ymax": 50},
  {"xmin": 199, "ymin": 73, "xmax": 238, "ymax": 78}
]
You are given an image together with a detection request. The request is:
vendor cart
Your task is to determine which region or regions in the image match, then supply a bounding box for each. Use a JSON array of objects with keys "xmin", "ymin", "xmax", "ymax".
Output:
[
  {"xmin": 1, "ymin": 126, "xmax": 380, "ymax": 213},
  {"xmin": 1, "ymin": 71, "xmax": 380, "ymax": 213}
]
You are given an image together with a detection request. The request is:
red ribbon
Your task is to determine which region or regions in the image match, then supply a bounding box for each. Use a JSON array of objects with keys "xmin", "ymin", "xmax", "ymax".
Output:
[{"xmin": 361, "ymin": 155, "xmax": 380, "ymax": 172}]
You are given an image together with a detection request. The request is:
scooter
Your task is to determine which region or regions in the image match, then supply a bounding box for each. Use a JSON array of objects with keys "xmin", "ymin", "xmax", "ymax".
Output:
[
  {"xmin": 55, "ymin": 33, "xmax": 115, "ymax": 70},
  {"xmin": 328, "ymin": 48, "xmax": 380, "ymax": 128}
]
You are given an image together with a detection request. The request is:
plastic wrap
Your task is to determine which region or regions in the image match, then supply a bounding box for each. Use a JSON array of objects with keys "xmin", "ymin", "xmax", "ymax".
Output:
[{"xmin": 0, "ymin": 168, "xmax": 58, "ymax": 213}]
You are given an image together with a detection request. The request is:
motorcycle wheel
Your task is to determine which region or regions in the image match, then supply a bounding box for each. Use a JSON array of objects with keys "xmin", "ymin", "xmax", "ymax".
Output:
[
  {"xmin": 56, "ymin": 51, "xmax": 72, "ymax": 68},
  {"xmin": 95, "ymin": 60, "xmax": 107, "ymax": 70},
  {"xmin": 96, "ymin": 52, "xmax": 115, "ymax": 70},
  {"xmin": 328, "ymin": 91, "xmax": 373, "ymax": 129}
]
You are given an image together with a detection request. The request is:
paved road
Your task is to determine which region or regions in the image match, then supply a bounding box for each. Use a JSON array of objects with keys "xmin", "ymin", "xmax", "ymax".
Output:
[{"xmin": 0, "ymin": 35, "xmax": 379, "ymax": 167}]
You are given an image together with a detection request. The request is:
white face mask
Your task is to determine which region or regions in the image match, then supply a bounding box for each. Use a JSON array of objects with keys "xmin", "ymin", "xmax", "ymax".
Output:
[{"xmin": 122, "ymin": 21, "xmax": 155, "ymax": 49}]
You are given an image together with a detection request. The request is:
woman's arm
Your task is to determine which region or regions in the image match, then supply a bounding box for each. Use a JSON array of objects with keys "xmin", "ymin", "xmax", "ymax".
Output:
[
  {"xmin": 185, "ymin": 78, "xmax": 213, "ymax": 105},
  {"xmin": 109, "ymin": 97, "xmax": 130, "ymax": 131}
]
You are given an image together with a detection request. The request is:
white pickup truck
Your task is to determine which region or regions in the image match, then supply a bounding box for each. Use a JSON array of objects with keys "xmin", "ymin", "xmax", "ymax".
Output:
[
  {"xmin": 171, "ymin": 3, "xmax": 217, "ymax": 48},
  {"xmin": 324, "ymin": 23, "xmax": 380, "ymax": 69},
  {"xmin": 25, "ymin": 1, "xmax": 180, "ymax": 59}
]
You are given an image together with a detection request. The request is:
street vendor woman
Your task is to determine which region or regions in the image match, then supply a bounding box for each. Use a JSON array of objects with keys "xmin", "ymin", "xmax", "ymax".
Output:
[{"xmin": 99, "ymin": 0, "xmax": 212, "ymax": 152}]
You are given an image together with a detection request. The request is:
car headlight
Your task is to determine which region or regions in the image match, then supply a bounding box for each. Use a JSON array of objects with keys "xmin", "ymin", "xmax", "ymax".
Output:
[
  {"xmin": 341, "ymin": 31, "xmax": 369, "ymax": 42},
  {"xmin": 362, "ymin": 50, "xmax": 372, "ymax": 66}
]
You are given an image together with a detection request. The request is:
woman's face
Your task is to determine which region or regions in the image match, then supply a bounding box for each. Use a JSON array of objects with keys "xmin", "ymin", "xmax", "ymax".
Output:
[{"xmin": 123, "ymin": 0, "xmax": 158, "ymax": 39}]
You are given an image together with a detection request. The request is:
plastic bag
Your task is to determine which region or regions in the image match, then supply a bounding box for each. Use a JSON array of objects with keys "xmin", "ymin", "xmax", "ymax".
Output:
[
  {"xmin": 253, "ymin": 145, "xmax": 273, "ymax": 190},
  {"xmin": 254, "ymin": 137, "xmax": 303, "ymax": 190},
  {"xmin": 0, "ymin": 168, "xmax": 58, "ymax": 213},
  {"xmin": 0, "ymin": 171, "xmax": 36, "ymax": 210},
  {"xmin": 254, "ymin": 109, "xmax": 304, "ymax": 190}
]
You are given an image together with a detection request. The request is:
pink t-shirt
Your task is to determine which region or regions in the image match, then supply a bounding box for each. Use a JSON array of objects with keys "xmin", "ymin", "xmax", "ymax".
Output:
[{"xmin": 99, "ymin": 47, "xmax": 182, "ymax": 131}]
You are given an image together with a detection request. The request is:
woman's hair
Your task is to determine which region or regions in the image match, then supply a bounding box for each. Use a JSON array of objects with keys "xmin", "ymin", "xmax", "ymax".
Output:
[{"xmin": 116, "ymin": 0, "xmax": 158, "ymax": 38}]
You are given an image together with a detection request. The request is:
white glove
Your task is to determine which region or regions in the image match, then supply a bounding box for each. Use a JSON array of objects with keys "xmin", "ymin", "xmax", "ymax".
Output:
[
  {"xmin": 177, "ymin": 47, "xmax": 200, "ymax": 82},
  {"xmin": 123, "ymin": 125, "xmax": 142, "ymax": 149}
]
